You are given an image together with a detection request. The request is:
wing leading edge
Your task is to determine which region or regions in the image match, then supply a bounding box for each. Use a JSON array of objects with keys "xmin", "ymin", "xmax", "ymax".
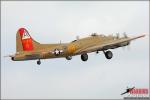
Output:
[{"xmin": 75, "ymin": 34, "xmax": 146, "ymax": 54}]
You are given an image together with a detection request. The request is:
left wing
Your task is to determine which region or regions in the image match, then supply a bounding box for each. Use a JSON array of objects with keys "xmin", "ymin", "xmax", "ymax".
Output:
[{"xmin": 75, "ymin": 34, "xmax": 146, "ymax": 54}]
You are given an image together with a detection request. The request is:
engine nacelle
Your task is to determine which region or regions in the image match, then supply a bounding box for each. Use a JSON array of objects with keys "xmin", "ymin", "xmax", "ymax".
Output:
[{"xmin": 119, "ymin": 42, "xmax": 130, "ymax": 47}]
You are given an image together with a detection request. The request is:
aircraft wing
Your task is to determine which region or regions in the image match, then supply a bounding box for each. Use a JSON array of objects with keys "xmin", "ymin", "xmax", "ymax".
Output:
[{"xmin": 75, "ymin": 34, "xmax": 146, "ymax": 54}]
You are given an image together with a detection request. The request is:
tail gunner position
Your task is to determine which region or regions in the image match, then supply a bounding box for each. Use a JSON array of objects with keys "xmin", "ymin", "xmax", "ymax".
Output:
[{"xmin": 7, "ymin": 28, "xmax": 146, "ymax": 65}]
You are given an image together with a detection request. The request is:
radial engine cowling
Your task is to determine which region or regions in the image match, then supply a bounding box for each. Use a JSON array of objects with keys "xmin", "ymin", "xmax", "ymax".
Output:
[{"xmin": 119, "ymin": 41, "xmax": 130, "ymax": 47}]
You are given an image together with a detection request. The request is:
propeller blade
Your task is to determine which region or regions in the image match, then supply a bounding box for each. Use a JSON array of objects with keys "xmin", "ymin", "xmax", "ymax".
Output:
[
  {"xmin": 123, "ymin": 32, "xmax": 128, "ymax": 38},
  {"xmin": 116, "ymin": 33, "xmax": 120, "ymax": 39}
]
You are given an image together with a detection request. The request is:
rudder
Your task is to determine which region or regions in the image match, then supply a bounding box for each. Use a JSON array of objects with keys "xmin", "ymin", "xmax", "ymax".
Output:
[{"xmin": 16, "ymin": 28, "xmax": 40, "ymax": 52}]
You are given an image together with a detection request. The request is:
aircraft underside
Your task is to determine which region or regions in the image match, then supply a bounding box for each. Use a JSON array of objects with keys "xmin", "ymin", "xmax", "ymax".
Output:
[{"xmin": 36, "ymin": 50, "xmax": 113, "ymax": 65}]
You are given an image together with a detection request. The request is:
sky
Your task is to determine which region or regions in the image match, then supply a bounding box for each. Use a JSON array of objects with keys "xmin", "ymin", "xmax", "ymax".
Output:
[{"xmin": 1, "ymin": 1, "xmax": 149, "ymax": 99}]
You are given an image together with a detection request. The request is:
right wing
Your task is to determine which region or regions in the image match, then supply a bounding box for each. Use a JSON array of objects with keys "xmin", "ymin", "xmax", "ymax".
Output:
[{"xmin": 75, "ymin": 34, "xmax": 146, "ymax": 54}]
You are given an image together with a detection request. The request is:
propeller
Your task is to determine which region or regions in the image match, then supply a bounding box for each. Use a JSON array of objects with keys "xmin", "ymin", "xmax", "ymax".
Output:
[
  {"xmin": 116, "ymin": 33, "xmax": 120, "ymax": 39},
  {"xmin": 123, "ymin": 32, "xmax": 128, "ymax": 38}
]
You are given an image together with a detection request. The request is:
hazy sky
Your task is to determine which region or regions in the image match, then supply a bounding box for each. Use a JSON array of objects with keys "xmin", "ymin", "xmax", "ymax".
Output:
[{"xmin": 1, "ymin": 1, "xmax": 149, "ymax": 99}]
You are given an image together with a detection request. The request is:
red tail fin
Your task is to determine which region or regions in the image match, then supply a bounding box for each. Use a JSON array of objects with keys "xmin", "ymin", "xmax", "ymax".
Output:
[
  {"xmin": 18, "ymin": 28, "xmax": 34, "ymax": 51},
  {"xmin": 16, "ymin": 28, "xmax": 53, "ymax": 52}
]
